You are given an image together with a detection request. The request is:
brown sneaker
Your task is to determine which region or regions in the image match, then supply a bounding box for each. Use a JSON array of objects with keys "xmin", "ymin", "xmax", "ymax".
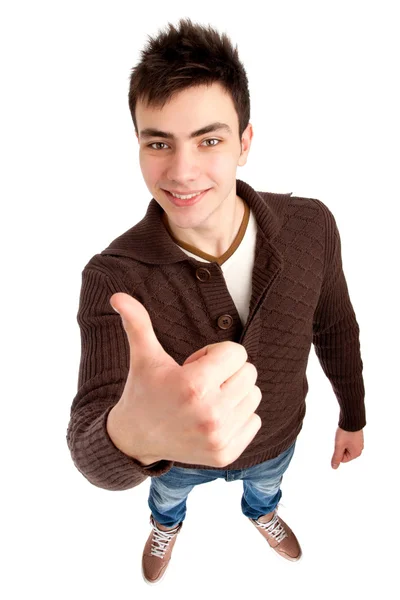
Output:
[
  {"xmin": 249, "ymin": 508, "xmax": 302, "ymax": 562},
  {"xmin": 141, "ymin": 514, "xmax": 183, "ymax": 585}
]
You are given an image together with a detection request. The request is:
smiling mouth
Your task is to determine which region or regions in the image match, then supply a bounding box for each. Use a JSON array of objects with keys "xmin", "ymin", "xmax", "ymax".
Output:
[
  {"xmin": 164, "ymin": 189, "xmax": 209, "ymax": 197},
  {"xmin": 164, "ymin": 188, "xmax": 210, "ymax": 206}
]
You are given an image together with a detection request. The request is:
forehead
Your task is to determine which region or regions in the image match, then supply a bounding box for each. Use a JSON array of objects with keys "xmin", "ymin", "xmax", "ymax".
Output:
[{"xmin": 136, "ymin": 83, "xmax": 237, "ymax": 139}]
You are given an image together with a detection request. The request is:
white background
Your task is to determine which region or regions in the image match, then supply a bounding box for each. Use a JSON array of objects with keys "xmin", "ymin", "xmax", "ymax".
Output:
[{"xmin": 1, "ymin": 1, "xmax": 399, "ymax": 598}]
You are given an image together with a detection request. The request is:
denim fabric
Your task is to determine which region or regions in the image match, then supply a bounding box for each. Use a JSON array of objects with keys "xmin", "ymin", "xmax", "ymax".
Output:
[{"xmin": 148, "ymin": 440, "xmax": 297, "ymax": 528}]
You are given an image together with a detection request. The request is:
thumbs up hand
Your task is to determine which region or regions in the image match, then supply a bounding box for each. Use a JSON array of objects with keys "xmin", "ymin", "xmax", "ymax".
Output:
[{"xmin": 107, "ymin": 293, "xmax": 262, "ymax": 469}]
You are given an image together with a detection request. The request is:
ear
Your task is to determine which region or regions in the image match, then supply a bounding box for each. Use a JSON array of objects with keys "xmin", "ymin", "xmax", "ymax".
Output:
[{"xmin": 238, "ymin": 123, "xmax": 253, "ymax": 166}]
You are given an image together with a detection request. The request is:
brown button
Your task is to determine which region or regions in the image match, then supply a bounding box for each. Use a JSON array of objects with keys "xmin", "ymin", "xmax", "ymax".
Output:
[
  {"xmin": 195, "ymin": 267, "xmax": 211, "ymax": 282},
  {"xmin": 217, "ymin": 314, "xmax": 233, "ymax": 330}
]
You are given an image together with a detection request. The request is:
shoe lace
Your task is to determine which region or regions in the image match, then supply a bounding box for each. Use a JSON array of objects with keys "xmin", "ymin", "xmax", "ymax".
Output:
[
  {"xmin": 150, "ymin": 519, "xmax": 180, "ymax": 558},
  {"xmin": 255, "ymin": 512, "xmax": 288, "ymax": 543}
]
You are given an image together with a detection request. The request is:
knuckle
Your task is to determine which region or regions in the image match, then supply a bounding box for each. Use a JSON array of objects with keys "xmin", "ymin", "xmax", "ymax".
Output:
[
  {"xmin": 213, "ymin": 450, "xmax": 229, "ymax": 468},
  {"xmin": 186, "ymin": 376, "xmax": 207, "ymax": 401},
  {"xmin": 239, "ymin": 344, "xmax": 248, "ymax": 363},
  {"xmin": 206, "ymin": 427, "xmax": 224, "ymax": 452},
  {"xmin": 254, "ymin": 385, "xmax": 262, "ymax": 400},
  {"xmin": 196, "ymin": 407, "xmax": 221, "ymax": 439},
  {"xmin": 249, "ymin": 362, "xmax": 258, "ymax": 379},
  {"xmin": 202, "ymin": 416, "xmax": 219, "ymax": 435}
]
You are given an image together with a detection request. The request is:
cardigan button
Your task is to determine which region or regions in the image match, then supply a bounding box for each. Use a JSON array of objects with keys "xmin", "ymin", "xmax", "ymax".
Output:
[
  {"xmin": 195, "ymin": 267, "xmax": 211, "ymax": 282},
  {"xmin": 217, "ymin": 314, "xmax": 233, "ymax": 330}
]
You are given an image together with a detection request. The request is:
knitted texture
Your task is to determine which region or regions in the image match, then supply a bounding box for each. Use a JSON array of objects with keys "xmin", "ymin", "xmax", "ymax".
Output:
[{"xmin": 66, "ymin": 179, "xmax": 366, "ymax": 490}]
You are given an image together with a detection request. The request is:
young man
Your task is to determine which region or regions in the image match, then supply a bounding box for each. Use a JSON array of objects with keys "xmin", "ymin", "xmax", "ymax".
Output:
[{"xmin": 67, "ymin": 18, "xmax": 366, "ymax": 585}]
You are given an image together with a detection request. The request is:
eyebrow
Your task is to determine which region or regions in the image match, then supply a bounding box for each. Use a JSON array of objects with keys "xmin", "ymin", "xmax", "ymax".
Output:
[{"xmin": 139, "ymin": 121, "xmax": 233, "ymax": 140}]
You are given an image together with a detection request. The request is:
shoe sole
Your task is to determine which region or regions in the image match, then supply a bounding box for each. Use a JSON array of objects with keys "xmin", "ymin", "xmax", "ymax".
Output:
[
  {"xmin": 270, "ymin": 547, "xmax": 303, "ymax": 563},
  {"xmin": 141, "ymin": 561, "xmax": 169, "ymax": 585}
]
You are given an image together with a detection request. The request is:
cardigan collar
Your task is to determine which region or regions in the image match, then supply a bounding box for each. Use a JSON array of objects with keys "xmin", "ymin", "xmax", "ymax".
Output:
[{"xmin": 101, "ymin": 178, "xmax": 292, "ymax": 265}]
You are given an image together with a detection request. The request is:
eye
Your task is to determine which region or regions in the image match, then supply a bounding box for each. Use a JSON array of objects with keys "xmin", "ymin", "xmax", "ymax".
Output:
[
  {"xmin": 147, "ymin": 142, "xmax": 168, "ymax": 150},
  {"xmin": 146, "ymin": 138, "xmax": 221, "ymax": 150},
  {"xmin": 201, "ymin": 138, "xmax": 221, "ymax": 147}
]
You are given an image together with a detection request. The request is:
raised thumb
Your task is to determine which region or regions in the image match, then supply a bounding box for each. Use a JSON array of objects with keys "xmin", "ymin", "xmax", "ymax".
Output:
[{"xmin": 110, "ymin": 292, "xmax": 174, "ymax": 369}]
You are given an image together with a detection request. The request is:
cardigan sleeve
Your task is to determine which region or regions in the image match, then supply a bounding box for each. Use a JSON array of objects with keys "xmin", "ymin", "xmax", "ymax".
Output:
[
  {"xmin": 66, "ymin": 259, "xmax": 174, "ymax": 490},
  {"xmin": 312, "ymin": 205, "xmax": 366, "ymax": 431}
]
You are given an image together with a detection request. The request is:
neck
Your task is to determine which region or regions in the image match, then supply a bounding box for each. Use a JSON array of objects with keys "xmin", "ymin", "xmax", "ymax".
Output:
[{"xmin": 164, "ymin": 194, "xmax": 246, "ymax": 258}]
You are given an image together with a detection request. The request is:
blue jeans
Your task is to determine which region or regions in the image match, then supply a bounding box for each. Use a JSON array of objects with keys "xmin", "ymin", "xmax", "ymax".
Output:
[{"xmin": 148, "ymin": 440, "xmax": 296, "ymax": 528}]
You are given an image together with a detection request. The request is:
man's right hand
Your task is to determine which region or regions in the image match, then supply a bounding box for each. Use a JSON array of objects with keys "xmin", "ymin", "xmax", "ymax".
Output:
[{"xmin": 108, "ymin": 292, "xmax": 262, "ymax": 468}]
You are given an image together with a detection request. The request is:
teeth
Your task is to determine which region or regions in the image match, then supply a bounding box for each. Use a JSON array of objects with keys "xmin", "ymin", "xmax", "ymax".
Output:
[{"xmin": 170, "ymin": 191, "xmax": 203, "ymax": 200}]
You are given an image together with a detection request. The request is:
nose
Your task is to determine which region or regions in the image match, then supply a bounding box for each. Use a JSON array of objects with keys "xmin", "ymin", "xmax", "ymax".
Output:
[{"xmin": 166, "ymin": 146, "xmax": 200, "ymax": 183}]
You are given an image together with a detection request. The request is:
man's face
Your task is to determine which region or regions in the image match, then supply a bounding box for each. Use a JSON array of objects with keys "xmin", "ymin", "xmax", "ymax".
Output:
[{"xmin": 135, "ymin": 82, "xmax": 253, "ymax": 230}]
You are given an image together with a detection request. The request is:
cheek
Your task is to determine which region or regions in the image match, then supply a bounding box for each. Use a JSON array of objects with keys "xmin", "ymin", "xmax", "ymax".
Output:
[
  {"xmin": 138, "ymin": 152, "xmax": 146, "ymax": 172},
  {"xmin": 139, "ymin": 154, "xmax": 160, "ymax": 179},
  {"xmin": 205, "ymin": 153, "xmax": 234, "ymax": 174}
]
